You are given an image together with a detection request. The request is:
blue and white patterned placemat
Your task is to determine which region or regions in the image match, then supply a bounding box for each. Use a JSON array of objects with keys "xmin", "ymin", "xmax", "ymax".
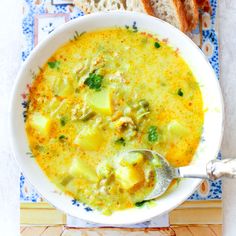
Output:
[{"xmin": 20, "ymin": 0, "xmax": 222, "ymax": 226}]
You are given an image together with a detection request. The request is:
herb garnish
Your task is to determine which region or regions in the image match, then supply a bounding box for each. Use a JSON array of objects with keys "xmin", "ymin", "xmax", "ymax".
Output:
[
  {"xmin": 59, "ymin": 135, "xmax": 67, "ymax": 141},
  {"xmin": 115, "ymin": 137, "xmax": 126, "ymax": 146},
  {"xmin": 48, "ymin": 60, "xmax": 60, "ymax": 69},
  {"xmin": 148, "ymin": 126, "xmax": 158, "ymax": 142},
  {"xmin": 154, "ymin": 42, "xmax": 161, "ymax": 48},
  {"xmin": 84, "ymin": 72, "xmax": 103, "ymax": 91},
  {"xmin": 135, "ymin": 200, "xmax": 149, "ymax": 207},
  {"xmin": 177, "ymin": 88, "xmax": 184, "ymax": 97},
  {"xmin": 60, "ymin": 117, "xmax": 67, "ymax": 126}
]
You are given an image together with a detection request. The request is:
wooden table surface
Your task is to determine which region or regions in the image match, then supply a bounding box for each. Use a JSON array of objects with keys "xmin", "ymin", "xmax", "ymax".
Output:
[
  {"xmin": 20, "ymin": 200, "xmax": 222, "ymax": 235},
  {"xmin": 20, "ymin": 225, "xmax": 222, "ymax": 236}
]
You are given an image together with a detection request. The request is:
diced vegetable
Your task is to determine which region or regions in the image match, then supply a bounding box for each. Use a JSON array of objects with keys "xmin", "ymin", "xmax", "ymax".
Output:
[
  {"xmin": 132, "ymin": 99, "xmax": 149, "ymax": 110},
  {"xmin": 138, "ymin": 99, "xmax": 150, "ymax": 109},
  {"xmin": 69, "ymin": 158, "xmax": 98, "ymax": 182},
  {"xmin": 115, "ymin": 137, "xmax": 126, "ymax": 146},
  {"xmin": 167, "ymin": 120, "xmax": 188, "ymax": 138},
  {"xmin": 74, "ymin": 127, "xmax": 104, "ymax": 151},
  {"xmin": 148, "ymin": 126, "xmax": 158, "ymax": 142},
  {"xmin": 51, "ymin": 77, "xmax": 74, "ymax": 97},
  {"xmin": 96, "ymin": 161, "xmax": 112, "ymax": 178},
  {"xmin": 60, "ymin": 175, "xmax": 73, "ymax": 186},
  {"xmin": 79, "ymin": 111, "xmax": 96, "ymax": 121},
  {"xmin": 87, "ymin": 89, "xmax": 112, "ymax": 115},
  {"xmin": 115, "ymin": 166, "xmax": 144, "ymax": 189},
  {"xmin": 30, "ymin": 112, "xmax": 51, "ymax": 135},
  {"xmin": 133, "ymin": 99, "xmax": 150, "ymax": 120},
  {"xmin": 84, "ymin": 72, "xmax": 103, "ymax": 91},
  {"xmin": 120, "ymin": 152, "xmax": 144, "ymax": 166}
]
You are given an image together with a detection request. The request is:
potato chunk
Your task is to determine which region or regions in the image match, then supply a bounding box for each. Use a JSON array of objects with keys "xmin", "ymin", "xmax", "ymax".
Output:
[
  {"xmin": 69, "ymin": 158, "xmax": 98, "ymax": 182},
  {"xmin": 30, "ymin": 112, "xmax": 51, "ymax": 135},
  {"xmin": 50, "ymin": 76, "xmax": 73, "ymax": 97},
  {"xmin": 87, "ymin": 89, "xmax": 112, "ymax": 115},
  {"xmin": 167, "ymin": 120, "xmax": 188, "ymax": 138},
  {"xmin": 120, "ymin": 152, "xmax": 144, "ymax": 166},
  {"xmin": 96, "ymin": 160, "xmax": 112, "ymax": 178},
  {"xmin": 115, "ymin": 166, "xmax": 144, "ymax": 190},
  {"xmin": 74, "ymin": 127, "xmax": 104, "ymax": 151}
]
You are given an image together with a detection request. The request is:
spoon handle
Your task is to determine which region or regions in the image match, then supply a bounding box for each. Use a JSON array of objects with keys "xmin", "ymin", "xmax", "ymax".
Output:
[
  {"xmin": 177, "ymin": 158, "xmax": 236, "ymax": 180},
  {"xmin": 206, "ymin": 158, "xmax": 236, "ymax": 180}
]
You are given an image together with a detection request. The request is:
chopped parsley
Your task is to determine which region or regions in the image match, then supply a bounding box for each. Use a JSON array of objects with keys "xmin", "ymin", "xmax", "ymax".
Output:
[
  {"xmin": 84, "ymin": 72, "xmax": 103, "ymax": 91},
  {"xmin": 177, "ymin": 88, "xmax": 184, "ymax": 97},
  {"xmin": 148, "ymin": 126, "xmax": 158, "ymax": 142},
  {"xmin": 60, "ymin": 117, "xmax": 67, "ymax": 126},
  {"xmin": 59, "ymin": 135, "xmax": 67, "ymax": 141},
  {"xmin": 115, "ymin": 137, "xmax": 126, "ymax": 146},
  {"xmin": 154, "ymin": 42, "xmax": 161, "ymax": 48},
  {"xmin": 48, "ymin": 60, "xmax": 60, "ymax": 69}
]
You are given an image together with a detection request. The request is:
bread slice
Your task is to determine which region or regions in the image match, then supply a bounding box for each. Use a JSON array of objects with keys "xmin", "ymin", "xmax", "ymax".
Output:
[
  {"xmin": 182, "ymin": 0, "xmax": 199, "ymax": 31},
  {"xmin": 73, "ymin": 0, "xmax": 126, "ymax": 13},
  {"xmin": 127, "ymin": 0, "xmax": 155, "ymax": 15},
  {"xmin": 196, "ymin": 0, "xmax": 212, "ymax": 13},
  {"xmin": 149, "ymin": 0, "xmax": 188, "ymax": 32},
  {"xmin": 73, "ymin": 0, "xmax": 154, "ymax": 15},
  {"xmin": 73, "ymin": 0, "xmax": 189, "ymax": 32}
]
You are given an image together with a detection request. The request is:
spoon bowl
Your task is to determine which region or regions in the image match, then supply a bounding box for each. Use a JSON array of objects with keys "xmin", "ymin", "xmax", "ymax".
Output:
[
  {"xmin": 126, "ymin": 149, "xmax": 177, "ymax": 200},
  {"xmin": 124, "ymin": 149, "xmax": 236, "ymax": 201}
]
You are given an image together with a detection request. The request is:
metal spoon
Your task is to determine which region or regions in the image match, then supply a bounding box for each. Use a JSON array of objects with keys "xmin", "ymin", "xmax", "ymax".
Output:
[{"xmin": 123, "ymin": 149, "xmax": 236, "ymax": 201}]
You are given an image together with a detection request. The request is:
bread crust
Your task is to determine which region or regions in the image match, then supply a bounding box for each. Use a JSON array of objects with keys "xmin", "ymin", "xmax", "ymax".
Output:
[
  {"xmin": 73, "ymin": 0, "xmax": 90, "ymax": 14},
  {"xmin": 183, "ymin": 0, "xmax": 199, "ymax": 31},
  {"xmin": 140, "ymin": 0, "xmax": 155, "ymax": 16},
  {"xmin": 191, "ymin": 0, "xmax": 199, "ymax": 30},
  {"xmin": 73, "ymin": 0, "xmax": 208, "ymax": 32},
  {"xmin": 196, "ymin": 0, "xmax": 212, "ymax": 13},
  {"xmin": 173, "ymin": 0, "xmax": 189, "ymax": 32},
  {"xmin": 74, "ymin": 0, "xmax": 152, "ymax": 15}
]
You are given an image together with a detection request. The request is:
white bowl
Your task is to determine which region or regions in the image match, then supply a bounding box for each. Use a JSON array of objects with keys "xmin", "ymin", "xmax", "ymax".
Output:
[{"xmin": 10, "ymin": 11, "xmax": 224, "ymax": 225}]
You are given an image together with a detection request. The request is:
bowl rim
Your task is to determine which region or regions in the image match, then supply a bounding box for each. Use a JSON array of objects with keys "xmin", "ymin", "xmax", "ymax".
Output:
[{"xmin": 9, "ymin": 10, "xmax": 224, "ymax": 225}]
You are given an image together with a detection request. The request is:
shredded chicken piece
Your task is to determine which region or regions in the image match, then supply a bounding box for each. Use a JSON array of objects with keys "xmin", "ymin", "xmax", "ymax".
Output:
[
  {"xmin": 115, "ymin": 117, "xmax": 135, "ymax": 131},
  {"xmin": 114, "ymin": 117, "xmax": 137, "ymax": 139}
]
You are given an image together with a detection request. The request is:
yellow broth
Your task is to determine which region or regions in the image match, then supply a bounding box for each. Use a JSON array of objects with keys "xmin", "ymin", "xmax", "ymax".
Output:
[{"xmin": 25, "ymin": 28, "xmax": 204, "ymax": 214}]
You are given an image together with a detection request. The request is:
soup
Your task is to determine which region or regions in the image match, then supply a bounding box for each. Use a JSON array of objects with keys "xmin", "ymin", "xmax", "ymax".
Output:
[{"xmin": 25, "ymin": 28, "xmax": 204, "ymax": 214}]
